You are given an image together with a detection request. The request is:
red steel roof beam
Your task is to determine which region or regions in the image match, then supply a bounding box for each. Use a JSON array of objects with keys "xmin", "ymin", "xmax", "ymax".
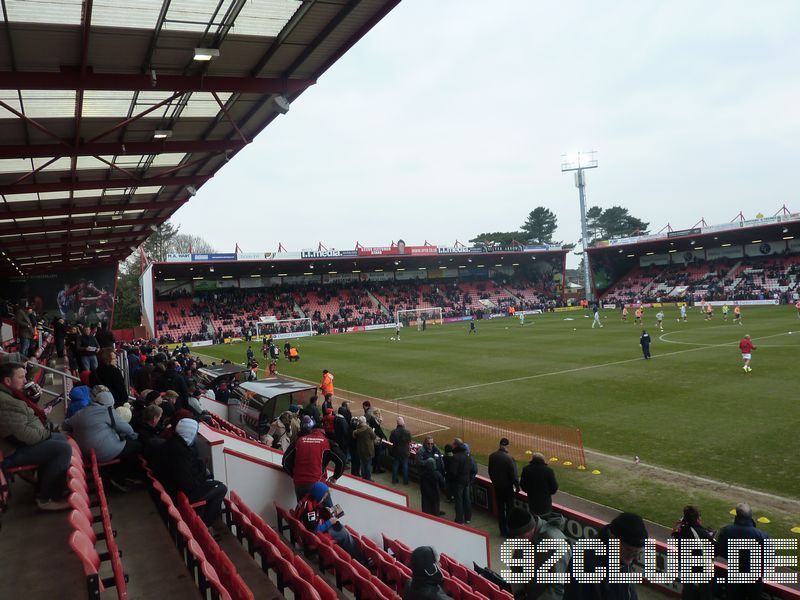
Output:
[
  {"xmin": 0, "ymin": 174, "xmax": 210, "ymax": 196},
  {"xmin": 0, "ymin": 139, "xmax": 248, "ymax": 160},
  {"xmin": 0, "ymin": 71, "xmax": 315, "ymax": 94}
]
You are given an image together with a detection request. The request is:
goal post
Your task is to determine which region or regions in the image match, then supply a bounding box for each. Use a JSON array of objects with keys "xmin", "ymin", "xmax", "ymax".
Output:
[
  {"xmin": 255, "ymin": 317, "xmax": 314, "ymax": 340},
  {"xmin": 395, "ymin": 307, "xmax": 443, "ymax": 329}
]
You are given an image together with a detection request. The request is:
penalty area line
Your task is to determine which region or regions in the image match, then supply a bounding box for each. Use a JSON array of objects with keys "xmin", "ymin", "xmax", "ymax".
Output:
[{"xmin": 392, "ymin": 330, "xmax": 794, "ymax": 402}]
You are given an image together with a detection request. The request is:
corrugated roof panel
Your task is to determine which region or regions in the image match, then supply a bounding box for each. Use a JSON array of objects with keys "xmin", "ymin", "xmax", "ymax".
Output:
[
  {"xmin": 179, "ymin": 92, "xmax": 231, "ymax": 118},
  {"xmin": 82, "ymin": 91, "xmax": 136, "ymax": 118},
  {"xmin": 92, "ymin": 0, "xmax": 161, "ymax": 29},
  {"xmin": 5, "ymin": 0, "xmax": 82, "ymax": 25},
  {"xmin": 7, "ymin": 90, "xmax": 77, "ymax": 119},
  {"xmin": 234, "ymin": 0, "xmax": 302, "ymax": 37}
]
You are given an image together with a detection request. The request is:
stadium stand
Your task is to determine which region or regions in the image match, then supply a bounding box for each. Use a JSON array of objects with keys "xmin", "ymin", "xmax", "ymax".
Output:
[
  {"xmin": 601, "ymin": 254, "xmax": 800, "ymax": 304},
  {"xmin": 155, "ymin": 277, "xmax": 564, "ymax": 342}
]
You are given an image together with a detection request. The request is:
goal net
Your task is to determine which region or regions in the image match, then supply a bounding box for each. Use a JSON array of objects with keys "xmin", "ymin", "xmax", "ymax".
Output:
[
  {"xmin": 395, "ymin": 307, "xmax": 443, "ymax": 329},
  {"xmin": 255, "ymin": 317, "xmax": 314, "ymax": 340}
]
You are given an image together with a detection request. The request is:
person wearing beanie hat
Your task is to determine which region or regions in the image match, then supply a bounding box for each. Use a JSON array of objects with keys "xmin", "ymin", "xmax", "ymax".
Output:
[
  {"xmin": 153, "ymin": 417, "xmax": 227, "ymax": 532},
  {"xmin": 520, "ymin": 451, "xmax": 559, "ymax": 516},
  {"xmin": 293, "ymin": 480, "xmax": 363, "ymax": 563},
  {"xmin": 402, "ymin": 546, "xmax": 450, "ymax": 600},
  {"xmin": 63, "ymin": 383, "xmax": 142, "ymax": 491},
  {"xmin": 716, "ymin": 503, "xmax": 768, "ymax": 600},
  {"xmin": 300, "ymin": 415, "xmax": 315, "ymax": 432},
  {"xmin": 505, "ymin": 507, "xmax": 571, "ymax": 600},
  {"xmin": 565, "ymin": 512, "xmax": 648, "ymax": 600},
  {"xmin": 489, "ymin": 437, "xmax": 520, "ymax": 537}
]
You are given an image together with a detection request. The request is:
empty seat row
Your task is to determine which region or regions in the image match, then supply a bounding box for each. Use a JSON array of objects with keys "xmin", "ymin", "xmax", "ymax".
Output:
[
  {"xmin": 140, "ymin": 458, "xmax": 253, "ymax": 600},
  {"xmin": 67, "ymin": 444, "xmax": 129, "ymax": 600},
  {"xmin": 227, "ymin": 491, "xmax": 337, "ymax": 600}
]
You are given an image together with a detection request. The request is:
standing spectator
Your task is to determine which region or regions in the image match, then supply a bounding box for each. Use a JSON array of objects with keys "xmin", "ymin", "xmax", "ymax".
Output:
[
  {"xmin": 95, "ymin": 321, "xmax": 115, "ymax": 348},
  {"xmin": 363, "ymin": 401, "xmax": 387, "ymax": 473},
  {"xmin": 449, "ymin": 438, "xmax": 474, "ymax": 524},
  {"xmin": 333, "ymin": 407, "xmax": 352, "ymax": 463},
  {"xmin": 506, "ymin": 507, "xmax": 571, "ymax": 600},
  {"xmin": 520, "ymin": 452, "xmax": 558, "ymax": 516},
  {"xmin": 419, "ymin": 458, "xmax": 445, "ymax": 517},
  {"xmin": 488, "ymin": 437, "xmax": 520, "ymax": 537},
  {"xmin": 352, "ymin": 416, "xmax": 377, "ymax": 480},
  {"xmin": 135, "ymin": 404, "xmax": 166, "ymax": 456},
  {"xmin": 716, "ymin": 503, "xmax": 768, "ymax": 600},
  {"xmin": 565, "ymin": 512, "xmax": 648, "ymax": 600},
  {"xmin": 282, "ymin": 416, "xmax": 344, "ymax": 499},
  {"xmin": 15, "ymin": 304, "xmax": 34, "ymax": 358},
  {"xmin": 442, "ymin": 444, "xmax": 455, "ymax": 503},
  {"xmin": 63, "ymin": 386, "xmax": 141, "ymax": 491},
  {"xmin": 322, "ymin": 407, "xmax": 336, "ymax": 439},
  {"xmin": 389, "ymin": 417, "xmax": 411, "ymax": 485},
  {"xmin": 673, "ymin": 505, "xmax": 715, "ymax": 600},
  {"xmin": 53, "ymin": 317, "xmax": 67, "ymax": 359},
  {"xmin": 347, "ymin": 417, "xmax": 361, "ymax": 477},
  {"xmin": 418, "ymin": 436, "xmax": 445, "ymax": 474},
  {"xmin": 402, "ymin": 546, "xmax": 450, "ymax": 600},
  {"xmin": 304, "ymin": 396, "xmax": 322, "ymax": 427},
  {"xmin": 76, "ymin": 324, "xmax": 100, "ymax": 372},
  {"xmin": 153, "ymin": 418, "xmax": 227, "ymax": 534},
  {"xmin": 263, "ymin": 410, "xmax": 298, "ymax": 451},
  {"xmin": 320, "ymin": 369, "xmax": 335, "ymax": 402},
  {"xmin": 640, "ymin": 329, "xmax": 651, "ymax": 360},
  {"xmin": 90, "ymin": 348, "xmax": 128, "ymax": 407},
  {"xmin": 0, "ymin": 362, "xmax": 72, "ymax": 511}
]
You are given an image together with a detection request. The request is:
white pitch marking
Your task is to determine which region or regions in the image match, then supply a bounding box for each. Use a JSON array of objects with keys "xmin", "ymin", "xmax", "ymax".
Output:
[{"xmin": 392, "ymin": 331, "xmax": 795, "ymax": 401}]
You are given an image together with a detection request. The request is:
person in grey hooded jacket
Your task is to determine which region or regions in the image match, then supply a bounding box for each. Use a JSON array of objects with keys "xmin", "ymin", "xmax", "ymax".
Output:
[{"xmin": 64, "ymin": 385, "xmax": 141, "ymax": 488}]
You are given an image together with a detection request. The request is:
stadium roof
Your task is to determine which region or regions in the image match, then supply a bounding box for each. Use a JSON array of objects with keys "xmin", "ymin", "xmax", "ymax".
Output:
[{"xmin": 0, "ymin": 0, "xmax": 400, "ymax": 276}]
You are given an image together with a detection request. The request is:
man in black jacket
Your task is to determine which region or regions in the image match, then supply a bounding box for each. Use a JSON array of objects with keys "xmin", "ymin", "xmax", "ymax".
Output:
[
  {"xmin": 488, "ymin": 437, "xmax": 520, "ymax": 537},
  {"xmin": 449, "ymin": 438, "xmax": 474, "ymax": 524},
  {"xmin": 520, "ymin": 452, "xmax": 558, "ymax": 516},
  {"xmin": 153, "ymin": 418, "xmax": 227, "ymax": 529},
  {"xmin": 388, "ymin": 417, "xmax": 412, "ymax": 484}
]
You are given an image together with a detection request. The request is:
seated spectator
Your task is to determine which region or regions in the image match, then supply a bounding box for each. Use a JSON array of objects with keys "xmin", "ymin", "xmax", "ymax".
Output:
[
  {"xmin": 716, "ymin": 503, "xmax": 768, "ymax": 600},
  {"xmin": 153, "ymin": 418, "xmax": 227, "ymax": 535},
  {"xmin": 293, "ymin": 481, "xmax": 364, "ymax": 563},
  {"xmin": 135, "ymin": 404, "xmax": 166, "ymax": 456},
  {"xmin": 90, "ymin": 348, "xmax": 128, "ymax": 407},
  {"xmin": 0, "ymin": 362, "xmax": 72, "ymax": 511},
  {"xmin": 402, "ymin": 546, "xmax": 451, "ymax": 600},
  {"xmin": 63, "ymin": 385, "xmax": 141, "ymax": 492}
]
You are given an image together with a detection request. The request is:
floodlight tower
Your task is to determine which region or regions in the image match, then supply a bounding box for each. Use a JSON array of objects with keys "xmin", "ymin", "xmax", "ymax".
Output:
[{"xmin": 561, "ymin": 151, "xmax": 598, "ymax": 302}]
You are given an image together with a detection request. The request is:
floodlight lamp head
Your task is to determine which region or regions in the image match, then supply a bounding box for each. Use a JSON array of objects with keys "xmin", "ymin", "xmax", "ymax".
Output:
[
  {"xmin": 560, "ymin": 150, "xmax": 598, "ymax": 172},
  {"xmin": 193, "ymin": 48, "xmax": 220, "ymax": 61},
  {"xmin": 272, "ymin": 94, "xmax": 290, "ymax": 114}
]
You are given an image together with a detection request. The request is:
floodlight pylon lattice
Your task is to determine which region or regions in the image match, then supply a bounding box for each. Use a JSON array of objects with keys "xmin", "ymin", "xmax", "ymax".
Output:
[{"xmin": 561, "ymin": 151, "xmax": 598, "ymax": 301}]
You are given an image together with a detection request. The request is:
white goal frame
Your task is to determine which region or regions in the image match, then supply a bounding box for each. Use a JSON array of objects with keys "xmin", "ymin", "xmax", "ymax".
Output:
[
  {"xmin": 255, "ymin": 317, "xmax": 314, "ymax": 341},
  {"xmin": 395, "ymin": 307, "xmax": 443, "ymax": 329}
]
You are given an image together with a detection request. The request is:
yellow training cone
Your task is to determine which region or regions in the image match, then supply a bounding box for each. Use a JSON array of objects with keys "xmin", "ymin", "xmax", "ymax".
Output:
[
  {"xmin": 591, "ymin": 469, "xmax": 601, "ymax": 475},
  {"xmin": 577, "ymin": 465, "xmax": 586, "ymax": 470},
  {"xmin": 757, "ymin": 517, "xmax": 771, "ymax": 524},
  {"xmin": 549, "ymin": 457, "xmax": 559, "ymax": 462},
  {"xmin": 729, "ymin": 509, "xmax": 737, "ymax": 516},
  {"xmin": 790, "ymin": 527, "xmax": 800, "ymax": 534},
  {"xmin": 563, "ymin": 461, "xmax": 573, "ymax": 466},
  {"xmin": 525, "ymin": 450, "xmax": 532, "ymax": 455}
]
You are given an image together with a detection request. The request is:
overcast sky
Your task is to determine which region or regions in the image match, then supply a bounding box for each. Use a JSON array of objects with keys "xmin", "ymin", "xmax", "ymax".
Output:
[{"xmin": 172, "ymin": 0, "xmax": 800, "ymax": 267}]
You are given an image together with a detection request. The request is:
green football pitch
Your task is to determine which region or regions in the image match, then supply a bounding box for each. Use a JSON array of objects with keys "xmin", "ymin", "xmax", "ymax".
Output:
[{"xmin": 198, "ymin": 304, "xmax": 800, "ymax": 530}]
